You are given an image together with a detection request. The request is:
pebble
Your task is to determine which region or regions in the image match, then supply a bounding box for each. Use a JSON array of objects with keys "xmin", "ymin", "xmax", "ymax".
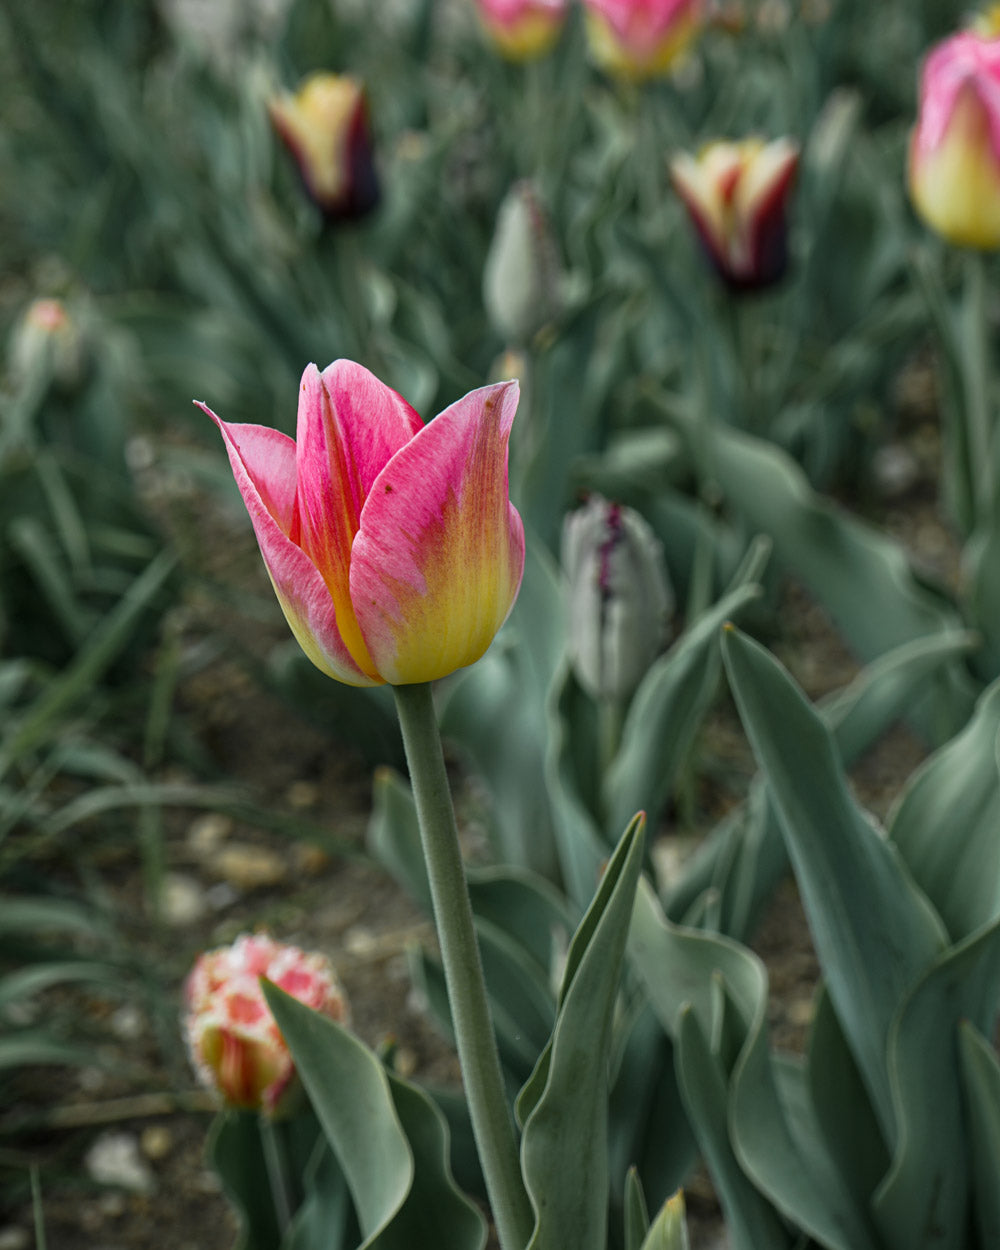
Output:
[
  {"xmin": 186, "ymin": 812, "xmax": 234, "ymax": 857},
  {"xmin": 110, "ymin": 1005, "xmax": 145, "ymax": 1041},
  {"xmin": 163, "ymin": 873, "xmax": 208, "ymax": 926},
  {"xmin": 0, "ymin": 1227, "xmax": 30, "ymax": 1250},
  {"xmin": 285, "ymin": 780, "xmax": 320, "ymax": 809},
  {"xmin": 85, "ymin": 1131, "xmax": 155, "ymax": 1195},
  {"xmin": 140, "ymin": 1125, "xmax": 174, "ymax": 1161},
  {"xmin": 210, "ymin": 844, "xmax": 288, "ymax": 890}
]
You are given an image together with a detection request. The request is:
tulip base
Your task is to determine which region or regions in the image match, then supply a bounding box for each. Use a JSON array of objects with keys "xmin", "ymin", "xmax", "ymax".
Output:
[{"xmin": 392, "ymin": 681, "xmax": 533, "ymax": 1250}]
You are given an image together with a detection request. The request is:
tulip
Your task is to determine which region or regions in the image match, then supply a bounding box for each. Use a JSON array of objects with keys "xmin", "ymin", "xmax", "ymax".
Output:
[
  {"xmin": 473, "ymin": 0, "xmax": 568, "ymax": 60},
  {"xmin": 581, "ymin": 0, "xmax": 705, "ymax": 81},
  {"xmin": 562, "ymin": 494, "xmax": 674, "ymax": 701},
  {"xmin": 184, "ymin": 933, "xmax": 349, "ymax": 1115},
  {"xmin": 268, "ymin": 73, "xmax": 379, "ymax": 220},
  {"xmin": 199, "ymin": 361, "xmax": 524, "ymax": 687},
  {"xmin": 670, "ymin": 136, "xmax": 799, "ymax": 291},
  {"xmin": 8, "ymin": 297, "xmax": 85, "ymax": 391},
  {"xmin": 483, "ymin": 181, "xmax": 564, "ymax": 344},
  {"xmin": 909, "ymin": 31, "xmax": 1000, "ymax": 250}
]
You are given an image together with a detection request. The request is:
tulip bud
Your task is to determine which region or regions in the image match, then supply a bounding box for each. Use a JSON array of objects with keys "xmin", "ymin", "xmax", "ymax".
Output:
[
  {"xmin": 670, "ymin": 137, "xmax": 799, "ymax": 291},
  {"xmin": 183, "ymin": 933, "xmax": 350, "ymax": 1116},
  {"xmin": 581, "ymin": 0, "xmax": 705, "ymax": 82},
  {"xmin": 562, "ymin": 495, "xmax": 674, "ymax": 702},
  {"xmin": 268, "ymin": 73, "xmax": 379, "ymax": 221},
  {"xmin": 473, "ymin": 0, "xmax": 568, "ymax": 60},
  {"xmin": 483, "ymin": 181, "xmax": 564, "ymax": 345},
  {"xmin": 8, "ymin": 297, "xmax": 86, "ymax": 392},
  {"xmin": 908, "ymin": 31, "xmax": 1000, "ymax": 250}
]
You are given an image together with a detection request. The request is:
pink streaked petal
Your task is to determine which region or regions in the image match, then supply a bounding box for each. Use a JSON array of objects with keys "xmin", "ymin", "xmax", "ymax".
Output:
[
  {"xmin": 203, "ymin": 404, "xmax": 380, "ymax": 687},
  {"xmin": 294, "ymin": 362, "xmax": 424, "ymax": 676},
  {"xmin": 350, "ymin": 380, "xmax": 525, "ymax": 685}
]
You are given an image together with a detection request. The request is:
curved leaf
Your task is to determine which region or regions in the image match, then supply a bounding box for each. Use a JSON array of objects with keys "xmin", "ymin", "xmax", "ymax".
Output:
[
  {"xmin": 958, "ymin": 1019, "xmax": 1000, "ymax": 1249},
  {"xmin": 519, "ymin": 813, "xmax": 645, "ymax": 1250}
]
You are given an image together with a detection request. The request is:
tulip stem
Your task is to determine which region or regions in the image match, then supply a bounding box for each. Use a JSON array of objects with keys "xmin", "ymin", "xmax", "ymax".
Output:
[
  {"xmin": 259, "ymin": 1115, "xmax": 293, "ymax": 1236},
  {"xmin": 964, "ymin": 250, "xmax": 995, "ymax": 523},
  {"xmin": 393, "ymin": 682, "xmax": 533, "ymax": 1250}
]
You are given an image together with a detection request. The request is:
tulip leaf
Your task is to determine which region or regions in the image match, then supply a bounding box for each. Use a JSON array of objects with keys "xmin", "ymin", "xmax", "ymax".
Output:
[
  {"xmin": 623, "ymin": 1167, "xmax": 650, "ymax": 1250},
  {"xmin": 466, "ymin": 868, "xmax": 573, "ymax": 975},
  {"xmin": 640, "ymin": 1190, "xmax": 691, "ymax": 1250},
  {"xmin": 207, "ymin": 1110, "xmax": 282, "ymax": 1250},
  {"xmin": 873, "ymin": 916, "xmax": 1000, "ymax": 1250},
  {"xmin": 957, "ymin": 1019, "xmax": 1000, "ymax": 1249},
  {"xmin": 284, "ymin": 1140, "xmax": 357, "ymax": 1250},
  {"xmin": 675, "ymin": 1006, "xmax": 791, "ymax": 1250},
  {"xmin": 887, "ymin": 677, "xmax": 1000, "ymax": 941},
  {"xmin": 262, "ymin": 983, "xmax": 485, "ymax": 1250},
  {"xmin": 686, "ymin": 418, "xmax": 975, "ymax": 737},
  {"xmin": 721, "ymin": 624, "xmax": 946, "ymax": 1140},
  {"xmin": 518, "ymin": 813, "xmax": 645, "ymax": 1250},
  {"xmin": 367, "ymin": 766, "xmax": 432, "ymax": 914},
  {"xmin": 603, "ymin": 578, "xmax": 762, "ymax": 837}
]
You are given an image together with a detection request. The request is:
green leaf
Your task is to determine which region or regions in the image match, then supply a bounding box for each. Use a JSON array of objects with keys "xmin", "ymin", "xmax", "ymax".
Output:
[
  {"xmin": 207, "ymin": 1110, "xmax": 282, "ymax": 1250},
  {"xmin": 873, "ymin": 916, "xmax": 1000, "ymax": 1250},
  {"xmin": 262, "ymin": 984, "xmax": 486, "ymax": 1250},
  {"xmin": 688, "ymin": 420, "xmax": 975, "ymax": 738},
  {"xmin": 283, "ymin": 1140, "xmax": 356, "ymax": 1250},
  {"xmin": 675, "ymin": 1007, "xmax": 791, "ymax": 1250},
  {"xmin": 603, "ymin": 579, "xmax": 762, "ymax": 837},
  {"xmin": 518, "ymin": 813, "xmax": 645, "ymax": 1250},
  {"xmin": 623, "ymin": 1166, "xmax": 650, "ymax": 1250},
  {"xmin": 640, "ymin": 1190, "xmax": 691, "ymax": 1250},
  {"xmin": 888, "ymin": 677, "xmax": 1000, "ymax": 941},
  {"xmin": 367, "ymin": 766, "xmax": 431, "ymax": 914},
  {"xmin": 721, "ymin": 625, "xmax": 946, "ymax": 1139},
  {"xmin": 958, "ymin": 1020, "xmax": 1000, "ymax": 1250}
]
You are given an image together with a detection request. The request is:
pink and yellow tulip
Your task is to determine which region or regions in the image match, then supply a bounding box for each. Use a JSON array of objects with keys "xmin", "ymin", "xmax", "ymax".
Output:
[
  {"xmin": 473, "ymin": 0, "xmax": 568, "ymax": 60},
  {"xmin": 200, "ymin": 361, "xmax": 524, "ymax": 687},
  {"xmin": 581, "ymin": 0, "xmax": 705, "ymax": 81},
  {"xmin": 184, "ymin": 934, "xmax": 349, "ymax": 1116},
  {"xmin": 670, "ymin": 136, "xmax": 799, "ymax": 291},
  {"xmin": 268, "ymin": 73, "xmax": 379, "ymax": 220},
  {"xmin": 909, "ymin": 30, "xmax": 1000, "ymax": 250}
]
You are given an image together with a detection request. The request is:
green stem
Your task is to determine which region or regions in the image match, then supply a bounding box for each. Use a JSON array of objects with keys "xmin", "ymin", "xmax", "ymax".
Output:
[
  {"xmin": 964, "ymin": 249, "xmax": 994, "ymax": 524},
  {"xmin": 259, "ymin": 1115, "xmax": 293, "ymax": 1235},
  {"xmin": 393, "ymin": 682, "xmax": 533, "ymax": 1250}
]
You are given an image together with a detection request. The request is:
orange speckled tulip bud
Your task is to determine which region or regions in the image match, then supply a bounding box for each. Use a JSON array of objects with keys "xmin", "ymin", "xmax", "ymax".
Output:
[
  {"xmin": 909, "ymin": 31, "xmax": 1000, "ymax": 250},
  {"xmin": 184, "ymin": 933, "xmax": 349, "ymax": 1116}
]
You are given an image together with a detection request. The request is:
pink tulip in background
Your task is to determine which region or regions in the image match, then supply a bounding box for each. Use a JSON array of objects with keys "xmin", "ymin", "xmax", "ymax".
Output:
[
  {"xmin": 670, "ymin": 137, "xmax": 799, "ymax": 290},
  {"xmin": 473, "ymin": 0, "xmax": 568, "ymax": 60},
  {"xmin": 184, "ymin": 934, "xmax": 349, "ymax": 1115},
  {"xmin": 581, "ymin": 0, "xmax": 705, "ymax": 80},
  {"xmin": 268, "ymin": 73, "xmax": 379, "ymax": 220},
  {"xmin": 909, "ymin": 30, "xmax": 1000, "ymax": 250},
  {"xmin": 199, "ymin": 361, "xmax": 524, "ymax": 687}
]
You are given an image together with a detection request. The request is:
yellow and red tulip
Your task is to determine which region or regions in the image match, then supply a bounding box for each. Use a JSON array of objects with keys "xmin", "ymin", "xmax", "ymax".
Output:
[
  {"xmin": 268, "ymin": 73, "xmax": 379, "ymax": 221},
  {"xmin": 473, "ymin": 0, "xmax": 568, "ymax": 60},
  {"xmin": 184, "ymin": 934, "xmax": 349, "ymax": 1116},
  {"xmin": 199, "ymin": 361, "xmax": 524, "ymax": 687},
  {"xmin": 581, "ymin": 0, "xmax": 705, "ymax": 81},
  {"xmin": 670, "ymin": 136, "xmax": 799, "ymax": 291},
  {"xmin": 909, "ymin": 30, "xmax": 1000, "ymax": 250}
]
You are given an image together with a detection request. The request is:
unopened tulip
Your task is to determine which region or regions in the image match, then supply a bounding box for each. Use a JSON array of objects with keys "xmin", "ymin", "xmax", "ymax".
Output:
[
  {"xmin": 473, "ymin": 0, "xmax": 568, "ymax": 60},
  {"xmin": 562, "ymin": 495, "xmax": 674, "ymax": 701},
  {"xmin": 582, "ymin": 0, "xmax": 705, "ymax": 81},
  {"xmin": 184, "ymin": 933, "xmax": 349, "ymax": 1115},
  {"xmin": 8, "ymin": 297, "xmax": 85, "ymax": 390},
  {"xmin": 483, "ymin": 181, "xmax": 563, "ymax": 344},
  {"xmin": 670, "ymin": 137, "xmax": 799, "ymax": 291},
  {"xmin": 909, "ymin": 31, "xmax": 1000, "ymax": 250},
  {"xmin": 268, "ymin": 73, "xmax": 379, "ymax": 220},
  {"xmin": 199, "ymin": 361, "xmax": 524, "ymax": 687}
]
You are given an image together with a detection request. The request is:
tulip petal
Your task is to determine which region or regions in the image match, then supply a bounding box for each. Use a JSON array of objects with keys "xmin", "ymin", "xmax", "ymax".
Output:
[
  {"xmin": 350, "ymin": 380, "xmax": 525, "ymax": 685},
  {"xmin": 199, "ymin": 403, "xmax": 381, "ymax": 687},
  {"xmin": 293, "ymin": 361, "xmax": 424, "ymax": 679}
]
